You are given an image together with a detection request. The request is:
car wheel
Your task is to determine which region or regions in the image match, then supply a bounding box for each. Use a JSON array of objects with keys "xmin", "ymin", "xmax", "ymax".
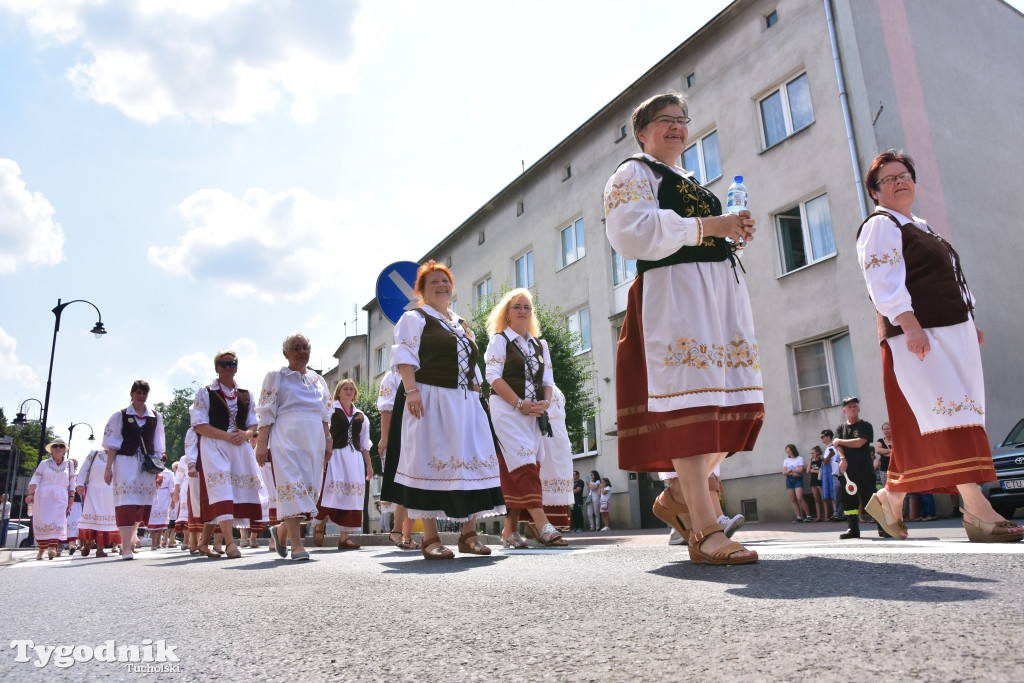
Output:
[{"xmin": 19, "ymin": 538, "xmax": 33, "ymax": 548}]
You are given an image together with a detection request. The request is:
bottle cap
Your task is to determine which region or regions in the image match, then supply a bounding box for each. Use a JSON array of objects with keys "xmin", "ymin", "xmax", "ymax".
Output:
[{"xmin": 734, "ymin": 175, "xmax": 743, "ymax": 183}]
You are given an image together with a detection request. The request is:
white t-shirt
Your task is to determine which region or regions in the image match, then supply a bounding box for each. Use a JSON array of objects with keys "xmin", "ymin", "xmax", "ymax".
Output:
[{"xmin": 783, "ymin": 456, "xmax": 804, "ymax": 475}]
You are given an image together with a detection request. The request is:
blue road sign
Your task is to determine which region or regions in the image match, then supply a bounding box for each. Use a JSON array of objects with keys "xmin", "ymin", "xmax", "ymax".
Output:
[{"xmin": 376, "ymin": 261, "xmax": 421, "ymax": 324}]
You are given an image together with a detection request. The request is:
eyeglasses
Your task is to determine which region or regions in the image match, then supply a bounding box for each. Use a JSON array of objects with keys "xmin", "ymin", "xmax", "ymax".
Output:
[
  {"xmin": 51, "ymin": 445, "xmax": 67, "ymax": 450},
  {"xmin": 289, "ymin": 345, "xmax": 311, "ymax": 352},
  {"xmin": 510, "ymin": 305, "xmax": 533, "ymax": 312},
  {"xmin": 217, "ymin": 360, "xmax": 238, "ymax": 368},
  {"xmin": 876, "ymin": 172, "xmax": 913, "ymax": 187},
  {"xmin": 650, "ymin": 115, "xmax": 691, "ymax": 127}
]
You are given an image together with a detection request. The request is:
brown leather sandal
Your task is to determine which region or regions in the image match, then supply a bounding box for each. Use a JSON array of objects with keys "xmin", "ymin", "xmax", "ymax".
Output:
[
  {"xmin": 312, "ymin": 522, "xmax": 326, "ymax": 547},
  {"xmin": 961, "ymin": 509, "xmax": 1024, "ymax": 543},
  {"xmin": 688, "ymin": 524, "xmax": 757, "ymax": 566},
  {"xmin": 421, "ymin": 536, "xmax": 454, "ymax": 560},
  {"xmin": 653, "ymin": 488, "xmax": 692, "ymax": 537},
  {"xmin": 225, "ymin": 542, "xmax": 242, "ymax": 559},
  {"xmin": 457, "ymin": 531, "xmax": 491, "ymax": 555},
  {"xmin": 337, "ymin": 537, "xmax": 361, "ymax": 550}
]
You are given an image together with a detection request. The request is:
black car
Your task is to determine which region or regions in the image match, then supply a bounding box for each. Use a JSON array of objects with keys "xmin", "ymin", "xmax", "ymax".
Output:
[{"xmin": 983, "ymin": 418, "xmax": 1024, "ymax": 519}]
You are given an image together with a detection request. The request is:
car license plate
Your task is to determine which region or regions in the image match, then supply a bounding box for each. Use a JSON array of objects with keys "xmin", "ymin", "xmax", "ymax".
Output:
[{"xmin": 1002, "ymin": 479, "xmax": 1024, "ymax": 490}]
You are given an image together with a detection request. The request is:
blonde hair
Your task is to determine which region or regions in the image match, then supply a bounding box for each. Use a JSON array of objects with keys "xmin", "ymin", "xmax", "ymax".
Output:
[
  {"xmin": 213, "ymin": 349, "xmax": 237, "ymax": 367},
  {"xmin": 334, "ymin": 378, "xmax": 359, "ymax": 401},
  {"xmin": 487, "ymin": 288, "xmax": 541, "ymax": 338}
]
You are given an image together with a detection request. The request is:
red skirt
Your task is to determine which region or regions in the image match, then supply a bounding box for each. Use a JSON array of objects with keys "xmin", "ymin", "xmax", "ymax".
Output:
[
  {"xmin": 79, "ymin": 528, "xmax": 119, "ymax": 546},
  {"xmin": 616, "ymin": 276, "xmax": 763, "ymax": 472},
  {"xmin": 881, "ymin": 341, "xmax": 996, "ymax": 493},
  {"xmin": 521, "ymin": 506, "xmax": 571, "ymax": 529},
  {"xmin": 115, "ymin": 505, "xmax": 151, "ymax": 527},
  {"xmin": 498, "ymin": 456, "xmax": 543, "ymax": 509}
]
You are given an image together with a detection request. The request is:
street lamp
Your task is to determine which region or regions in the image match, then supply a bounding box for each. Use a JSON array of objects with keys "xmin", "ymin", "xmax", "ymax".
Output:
[
  {"xmin": 38, "ymin": 299, "xmax": 107, "ymax": 460},
  {"xmin": 12, "ymin": 397, "xmax": 43, "ymax": 433},
  {"xmin": 67, "ymin": 421, "xmax": 96, "ymax": 455},
  {"xmin": 7, "ymin": 398, "xmax": 43, "ymax": 544}
]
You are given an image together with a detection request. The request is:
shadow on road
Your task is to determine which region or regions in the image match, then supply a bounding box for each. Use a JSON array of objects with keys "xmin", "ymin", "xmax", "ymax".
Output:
[{"xmin": 648, "ymin": 556, "xmax": 996, "ymax": 602}]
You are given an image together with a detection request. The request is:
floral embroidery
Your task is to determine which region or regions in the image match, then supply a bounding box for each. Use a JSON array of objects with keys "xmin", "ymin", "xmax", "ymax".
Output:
[
  {"xmin": 604, "ymin": 178, "xmax": 655, "ymax": 212},
  {"xmin": 541, "ymin": 477, "xmax": 573, "ymax": 494},
  {"xmin": 673, "ymin": 176, "xmax": 717, "ymax": 218},
  {"xmin": 863, "ymin": 249, "xmax": 902, "ymax": 270},
  {"xmin": 398, "ymin": 335, "xmax": 420, "ymax": 350},
  {"xmin": 486, "ymin": 355, "xmax": 506, "ymax": 366},
  {"xmin": 664, "ymin": 334, "xmax": 759, "ymax": 370},
  {"xmin": 427, "ymin": 453, "xmax": 499, "ymax": 472},
  {"xmin": 276, "ymin": 481, "xmax": 314, "ymax": 503},
  {"xmin": 378, "ymin": 385, "xmax": 394, "ymax": 400},
  {"xmin": 933, "ymin": 396, "xmax": 984, "ymax": 417},
  {"xmin": 324, "ymin": 480, "xmax": 364, "ymax": 496},
  {"xmin": 34, "ymin": 521, "xmax": 65, "ymax": 535},
  {"xmin": 113, "ymin": 481, "xmax": 157, "ymax": 498},
  {"xmin": 258, "ymin": 388, "xmax": 278, "ymax": 407}
]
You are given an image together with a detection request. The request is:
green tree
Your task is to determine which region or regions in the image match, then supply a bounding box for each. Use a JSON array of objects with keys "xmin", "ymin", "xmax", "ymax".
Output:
[
  {"xmin": 154, "ymin": 384, "xmax": 197, "ymax": 466},
  {"xmin": 355, "ymin": 381, "xmax": 383, "ymax": 476},
  {"xmin": 468, "ymin": 290, "xmax": 596, "ymax": 449},
  {"xmin": 2, "ymin": 419, "xmax": 54, "ymax": 477}
]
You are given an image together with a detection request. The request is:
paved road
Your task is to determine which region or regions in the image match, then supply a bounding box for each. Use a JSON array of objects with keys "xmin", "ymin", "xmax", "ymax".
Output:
[{"xmin": 3, "ymin": 519, "xmax": 1023, "ymax": 682}]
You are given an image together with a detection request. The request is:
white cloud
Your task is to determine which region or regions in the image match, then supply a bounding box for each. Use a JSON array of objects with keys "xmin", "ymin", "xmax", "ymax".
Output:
[
  {"xmin": 156, "ymin": 337, "xmax": 278, "ymax": 401},
  {"xmin": 0, "ymin": 158, "xmax": 66, "ymax": 273},
  {"xmin": 0, "ymin": 326, "xmax": 41, "ymax": 389},
  {"xmin": 2, "ymin": 0, "xmax": 363, "ymax": 123},
  {"xmin": 148, "ymin": 186, "xmax": 376, "ymax": 303}
]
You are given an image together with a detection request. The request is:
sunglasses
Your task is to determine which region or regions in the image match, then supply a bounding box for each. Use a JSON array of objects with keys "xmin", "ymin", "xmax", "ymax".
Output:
[{"xmin": 217, "ymin": 360, "xmax": 238, "ymax": 368}]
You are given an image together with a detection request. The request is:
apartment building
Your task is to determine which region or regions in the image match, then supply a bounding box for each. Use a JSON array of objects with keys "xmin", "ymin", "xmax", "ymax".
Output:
[{"xmin": 330, "ymin": 0, "xmax": 1023, "ymax": 525}]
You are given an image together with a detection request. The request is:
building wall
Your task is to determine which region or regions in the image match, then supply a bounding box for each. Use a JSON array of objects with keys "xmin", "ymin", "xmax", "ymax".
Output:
[{"xmin": 354, "ymin": 0, "xmax": 1023, "ymax": 524}]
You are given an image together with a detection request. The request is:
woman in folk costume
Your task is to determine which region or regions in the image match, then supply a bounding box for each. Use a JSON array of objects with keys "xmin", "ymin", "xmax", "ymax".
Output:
[
  {"xmin": 532, "ymin": 385, "xmax": 576, "ymax": 532},
  {"xmin": 76, "ymin": 448, "xmax": 118, "ymax": 557},
  {"xmin": 604, "ymin": 92, "xmax": 761, "ymax": 566},
  {"xmin": 256, "ymin": 333, "xmax": 333, "ymax": 562},
  {"xmin": 164, "ymin": 461, "xmax": 181, "ymax": 548},
  {"xmin": 146, "ymin": 457, "xmax": 173, "ymax": 550},
  {"xmin": 313, "ymin": 379, "xmax": 372, "ymax": 550},
  {"xmin": 190, "ymin": 350, "xmax": 262, "ymax": 560},
  {"xmin": 65, "ymin": 458, "xmax": 83, "ymax": 555},
  {"xmin": 26, "ymin": 438, "xmax": 76, "ymax": 560},
  {"xmin": 856, "ymin": 149, "xmax": 1022, "ymax": 543},
  {"xmin": 484, "ymin": 288, "xmax": 567, "ymax": 549},
  {"xmin": 102, "ymin": 379, "xmax": 165, "ymax": 561},
  {"xmin": 383, "ymin": 260, "xmax": 505, "ymax": 560}
]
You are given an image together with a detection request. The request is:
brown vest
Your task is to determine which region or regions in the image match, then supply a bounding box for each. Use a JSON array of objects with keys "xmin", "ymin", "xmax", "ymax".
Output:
[
  {"xmin": 207, "ymin": 388, "xmax": 251, "ymax": 432},
  {"xmin": 857, "ymin": 210, "xmax": 972, "ymax": 342},
  {"xmin": 499, "ymin": 332, "xmax": 545, "ymax": 400},
  {"xmin": 117, "ymin": 409, "xmax": 158, "ymax": 455},
  {"xmin": 412, "ymin": 309, "xmax": 479, "ymax": 389},
  {"xmin": 330, "ymin": 408, "xmax": 364, "ymax": 448}
]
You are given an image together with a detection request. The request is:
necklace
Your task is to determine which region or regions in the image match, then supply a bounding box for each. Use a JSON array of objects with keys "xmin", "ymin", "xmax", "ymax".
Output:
[{"xmin": 218, "ymin": 382, "xmax": 238, "ymax": 400}]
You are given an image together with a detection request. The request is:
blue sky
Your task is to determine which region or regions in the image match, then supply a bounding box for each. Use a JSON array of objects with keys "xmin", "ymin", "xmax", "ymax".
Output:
[{"xmin": 3, "ymin": 0, "xmax": 1022, "ymax": 454}]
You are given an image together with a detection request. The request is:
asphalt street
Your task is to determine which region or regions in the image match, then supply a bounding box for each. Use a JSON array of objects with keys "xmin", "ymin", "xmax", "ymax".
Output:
[{"xmin": 3, "ymin": 519, "xmax": 1023, "ymax": 682}]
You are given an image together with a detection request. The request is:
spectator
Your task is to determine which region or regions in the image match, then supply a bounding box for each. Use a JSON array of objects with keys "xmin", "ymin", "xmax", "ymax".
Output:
[
  {"xmin": 599, "ymin": 478, "xmax": 613, "ymax": 531},
  {"xmin": 1, "ymin": 494, "xmax": 11, "ymax": 548},
  {"xmin": 821, "ymin": 430, "xmax": 843, "ymax": 521},
  {"xmin": 783, "ymin": 444, "xmax": 812, "ymax": 522},
  {"xmin": 586, "ymin": 471, "xmax": 602, "ymax": 531},
  {"xmin": 808, "ymin": 446, "xmax": 825, "ymax": 521},
  {"xmin": 875, "ymin": 422, "xmax": 892, "ymax": 487},
  {"xmin": 571, "ymin": 471, "xmax": 586, "ymax": 533}
]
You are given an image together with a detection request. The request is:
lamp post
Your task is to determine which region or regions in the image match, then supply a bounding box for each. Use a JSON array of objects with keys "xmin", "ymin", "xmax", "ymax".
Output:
[
  {"xmin": 67, "ymin": 421, "xmax": 96, "ymax": 456},
  {"xmin": 10, "ymin": 398, "xmax": 43, "ymax": 545},
  {"xmin": 38, "ymin": 298, "xmax": 107, "ymax": 460}
]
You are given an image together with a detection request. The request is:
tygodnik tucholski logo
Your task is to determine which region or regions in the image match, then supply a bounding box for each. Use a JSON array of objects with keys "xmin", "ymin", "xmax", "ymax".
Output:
[{"xmin": 10, "ymin": 639, "xmax": 182, "ymax": 671}]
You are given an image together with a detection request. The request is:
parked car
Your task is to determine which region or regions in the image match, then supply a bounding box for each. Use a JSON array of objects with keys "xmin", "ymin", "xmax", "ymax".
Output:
[
  {"xmin": 983, "ymin": 418, "xmax": 1024, "ymax": 520},
  {"xmin": 3, "ymin": 522, "xmax": 32, "ymax": 548}
]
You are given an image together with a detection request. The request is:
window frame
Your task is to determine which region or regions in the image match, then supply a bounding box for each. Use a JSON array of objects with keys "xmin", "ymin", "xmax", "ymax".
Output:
[
  {"xmin": 789, "ymin": 330, "xmax": 856, "ymax": 412},
  {"xmin": 774, "ymin": 192, "xmax": 836, "ymax": 275},
  {"xmin": 475, "ymin": 276, "xmax": 493, "ymax": 304},
  {"xmin": 514, "ymin": 251, "xmax": 535, "ymax": 289},
  {"xmin": 558, "ymin": 217, "xmax": 586, "ymax": 269},
  {"xmin": 682, "ymin": 129, "xmax": 722, "ymax": 185},
  {"xmin": 758, "ymin": 72, "xmax": 814, "ymax": 149},
  {"xmin": 611, "ymin": 248, "xmax": 637, "ymax": 287},
  {"xmin": 571, "ymin": 415, "xmax": 598, "ymax": 457},
  {"xmin": 566, "ymin": 306, "xmax": 592, "ymax": 355},
  {"xmin": 374, "ymin": 346, "xmax": 387, "ymax": 376}
]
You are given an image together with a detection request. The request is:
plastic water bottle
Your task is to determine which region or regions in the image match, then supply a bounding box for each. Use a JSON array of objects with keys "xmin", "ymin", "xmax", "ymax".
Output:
[{"xmin": 726, "ymin": 175, "xmax": 748, "ymax": 246}]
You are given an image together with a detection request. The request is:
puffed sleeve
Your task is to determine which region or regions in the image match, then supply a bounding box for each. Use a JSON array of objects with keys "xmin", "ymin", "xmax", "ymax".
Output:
[
  {"xmin": 68, "ymin": 460, "xmax": 77, "ymax": 491},
  {"xmin": 604, "ymin": 159, "xmax": 702, "ymax": 261},
  {"xmin": 152, "ymin": 411, "xmax": 166, "ymax": 454},
  {"xmin": 29, "ymin": 461, "xmax": 45, "ymax": 487},
  {"xmin": 102, "ymin": 411, "xmax": 124, "ymax": 451},
  {"xmin": 244, "ymin": 388, "xmax": 259, "ymax": 428},
  {"xmin": 181, "ymin": 427, "xmax": 199, "ymax": 468},
  {"xmin": 484, "ymin": 333, "xmax": 508, "ymax": 385},
  {"xmin": 540, "ymin": 340, "xmax": 554, "ymax": 387},
  {"xmin": 189, "ymin": 386, "xmax": 211, "ymax": 428},
  {"xmin": 257, "ymin": 370, "xmax": 282, "ymax": 428},
  {"xmin": 317, "ymin": 374, "xmax": 332, "ymax": 422},
  {"xmin": 391, "ymin": 310, "xmax": 427, "ymax": 370},
  {"xmin": 78, "ymin": 451, "xmax": 95, "ymax": 486},
  {"xmin": 376, "ymin": 371, "xmax": 399, "ymax": 412},
  {"xmin": 546, "ymin": 384, "xmax": 567, "ymax": 420},
  {"xmin": 357, "ymin": 409, "xmax": 372, "ymax": 451},
  {"xmin": 856, "ymin": 213, "xmax": 913, "ymax": 321}
]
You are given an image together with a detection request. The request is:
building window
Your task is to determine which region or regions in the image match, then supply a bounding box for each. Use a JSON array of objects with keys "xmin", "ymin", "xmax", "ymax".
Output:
[
  {"xmin": 759, "ymin": 72, "xmax": 814, "ymax": 148},
  {"xmin": 792, "ymin": 331, "xmax": 856, "ymax": 411},
  {"xmin": 559, "ymin": 218, "xmax": 586, "ymax": 268},
  {"xmin": 766, "ymin": 9, "xmax": 778, "ymax": 28},
  {"xmin": 777, "ymin": 193, "xmax": 835, "ymax": 273},
  {"xmin": 566, "ymin": 307, "xmax": 592, "ymax": 353},
  {"xmin": 571, "ymin": 416, "xmax": 598, "ymax": 456},
  {"xmin": 514, "ymin": 252, "xmax": 534, "ymax": 288},
  {"xmin": 475, "ymin": 276, "xmax": 492, "ymax": 304},
  {"xmin": 616, "ymin": 123, "xmax": 628, "ymax": 141},
  {"xmin": 563, "ymin": 165, "xmax": 572, "ymax": 180},
  {"xmin": 612, "ymin": 248, "xmax": 636, "ymax": 286},
  {"xmin": 682, "ymin": 130, "xmax": 722, "ymax": 185},
  {"xmin": 450, "ymin": 298, "xmax": 458, "ymax": 316},
  {"xmin": 686, "ymin": 71, "xmax": 696, "ymax": 88},
  {"xmin": 478, "ymin": 230, "xmax": 486, "ymax": 244},
  {"xmin": 353, "ymin": 365, "xmax": 361, "ymax": 383},
  {"xmin": 516, "ymin": 200, "xmax": 524, "ymax": 217},
  {"xmin": 374, "ymin": 346, "xmax": 387, "ymax": 376}
]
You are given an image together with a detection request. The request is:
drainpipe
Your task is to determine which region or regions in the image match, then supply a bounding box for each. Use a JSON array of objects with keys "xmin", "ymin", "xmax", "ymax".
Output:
[{"xmin": 825, "ymin": 0, "xmax": 868, "ymax": 220}]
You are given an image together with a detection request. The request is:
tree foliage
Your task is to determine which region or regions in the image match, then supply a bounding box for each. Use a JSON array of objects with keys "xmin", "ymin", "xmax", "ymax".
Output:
[
  {"xmin": 2, "ymin": 415, "xmax": 55, "ymax": 479},
  {"xmin": 468, "ymin": 290, "xmax": 596, "ymax": 449},
  {"xmin": 154, "ymin": 384, "xmax": 197, "ymax": 466},
  {"xmin": 355, "ymin": 381, "xmax": 383, "ymax": 476}
]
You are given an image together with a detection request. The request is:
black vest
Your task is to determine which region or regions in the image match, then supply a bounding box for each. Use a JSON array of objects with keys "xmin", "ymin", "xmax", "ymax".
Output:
[
  {"xmin": 412, "ymin": 309, "xmax": 479, "ymax": 389},
  {"xmin": 499, "ymin": 332, "xmax": 545, "ymax": 400},
  {"xmin": 622, "ymin": 156, "xmax": 732, "ymax": 274},
  {"xmin": 118, "ymin": 409, "xmax": 158, "ymax": 455},
  {"xmin": 330, "ymin": 407, "xmax": 364, "ymax": 449},
  {"xmin": 207, "ymin": 388, "xmax": 251, "ymax": 432},
  {"xmin": 857, "ymin": 210, "xmax": 972, "ymax": 342}
]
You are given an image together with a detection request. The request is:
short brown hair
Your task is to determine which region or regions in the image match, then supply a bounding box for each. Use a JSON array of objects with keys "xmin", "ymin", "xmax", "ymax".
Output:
[
  {"xmin": 865, "ymin": 149, "xmax": 916, "ymax": 205},
  {"xmin": 414, "ymin": 260, "xmax": 455, "ymax": 302},
  {"xmin": 631, "ymin": 91, "xmax": 687, "ymax": 152},
  {"xmin": 131, "ymin": 380, "xmax": 150, "ymax": 394}
]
